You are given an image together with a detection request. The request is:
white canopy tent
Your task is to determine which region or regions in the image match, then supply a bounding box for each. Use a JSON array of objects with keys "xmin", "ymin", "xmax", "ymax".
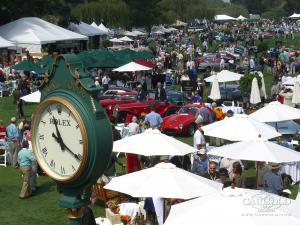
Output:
[
  {"xmin": 0, "ymin": 17, "xmax": 88, "ymax": 53},
  {"xmin": 98, "ymin": 23, "xmax": 109, "ymax": 35},
  {"xmin": 236, "ymin": 15, "xmax": 247, "ymax": 20},
  {"xmin": 215, "ymin": 15, "xmax": 236, "ymax": 21},
  {"xmin": 113, "ymin": 62, "xmax": 152, "ymax": 73},
  {"xmin": 289, "ymin": 13, "xmax": 300, "ymax": 18},
  {"xmin": 69, "ymin": 21, "xmax": 107, "ymax": 36},
  {"xmin": 124, "ymin": 31, "xmax": 137, "ymax": 37},
  {"xmin": 119, "ymin": 36, "xmax": 134, "ymax": 42},
  {"xmin": 0, "ymin": 36, "xmax": 14, "ymax": 48},
  {"xmin": 132, "ymin": 30, "xmax": 146, "ymax": 36}
]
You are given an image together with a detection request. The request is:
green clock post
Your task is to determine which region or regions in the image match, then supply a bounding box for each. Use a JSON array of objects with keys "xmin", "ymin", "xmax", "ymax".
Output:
[{"xmin": 31, "ymin": 54, "xmax": 113, "ymax": 225}]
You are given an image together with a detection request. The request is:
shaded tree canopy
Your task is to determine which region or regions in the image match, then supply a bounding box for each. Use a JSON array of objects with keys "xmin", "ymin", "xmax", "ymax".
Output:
[{"xmin": 1, "ymin": 0, "xmax": 299, "ymax": 27}]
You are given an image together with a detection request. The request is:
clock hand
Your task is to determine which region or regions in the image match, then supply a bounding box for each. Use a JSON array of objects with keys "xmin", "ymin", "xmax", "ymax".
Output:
[
  {"xmin": 61, "ymin": 142, "xmax": 82, "ymax": 161},
  {"xmin": 52, "ymin": 133, "xmax": 65, "ymax": 150},
  {"xmin": 52, "ymin": 116, "xmax": 63, "ymax": 142}
]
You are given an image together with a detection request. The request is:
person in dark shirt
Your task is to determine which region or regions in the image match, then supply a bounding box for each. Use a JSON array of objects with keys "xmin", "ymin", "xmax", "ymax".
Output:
[
  {"xmin": 81, "ymin": 193, "xmax": 98, "ymax": 225},
  {"xmin": 169, "ymin": 155, "xmax": 191, "ymax": 171},
  {"xmin": 203, "ymin": 161, "xmax": 220, "ymax": 181}
]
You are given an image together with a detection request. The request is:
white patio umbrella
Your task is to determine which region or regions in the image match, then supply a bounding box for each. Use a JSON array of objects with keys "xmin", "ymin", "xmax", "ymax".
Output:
[
  {"xmin": 20, "ymin": 90, "xmax": 41, "ymax": 103},
  {"xmin": 289, "ymin": 13, "xmax": 300, "ymax": 18},
  {"xmin": 292, "ymin": 81, "xmax": 300, "ymax": 104},
  {"xmin": 267, "ymin": 120, "xmax": 300, "ymax": 135},
  {"xmin": 164, "ymin": 187, "xmax": 300, "ymax": 225},
  {"xmin": 207, "ymin": 138, "xmax": 300, "ymax": 163},
  {"xmin": 249, "ymin": 101, "xmax": 300, "ymax": 122},
  {"xmin": 119, "ymin": 36, "xmax": 134, "ymax": 42},
  {"xmin": 250, "ymin": 77, "xmax": 261, "ymax": 104},
  {"xmin": 104, "ymin": 162, "xmax": 222, "ymax": 199},
  {"xmin": 113, "ymin": 128, "xmax": 197, "ymax": 156},
  {"xmin": 204, "ymin": 70, "xmax": 243, "ymax": 83},
  {"xmin": 208, "ymin": 75, "xmax": 221, "ymax": 100},
  {"xmin": 113, "ymin": 62, "xmax": 152, "ymax": 72},
  {"xmin": 201, "ymin": 114, "xmax": 281, "ymax": 141}
]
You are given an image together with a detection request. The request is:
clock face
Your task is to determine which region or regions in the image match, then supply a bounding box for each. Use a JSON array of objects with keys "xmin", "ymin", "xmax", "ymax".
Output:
[{"xmin": 32, "ymin": 98, "xmax": 88, "ymax": 182}]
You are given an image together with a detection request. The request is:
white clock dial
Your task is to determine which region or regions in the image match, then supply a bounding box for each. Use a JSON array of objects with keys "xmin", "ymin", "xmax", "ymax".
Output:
[{"xmin": 32, "ymin": 99, "xmax": 87, "ymax": 181}]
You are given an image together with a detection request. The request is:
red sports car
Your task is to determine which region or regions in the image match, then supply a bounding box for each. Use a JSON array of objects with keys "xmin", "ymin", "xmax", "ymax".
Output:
[
  {"xmin": 108, "ymin": 99, "xmax": 179, "ymax": 124},
  {"xmin": 161, "ymin": 103, "xmax": 209, "ymax": 136}
]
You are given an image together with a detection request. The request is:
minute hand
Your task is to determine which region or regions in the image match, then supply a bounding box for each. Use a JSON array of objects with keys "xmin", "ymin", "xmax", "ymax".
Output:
[{"xmin": 61, "ymin": 142, "xmax": 82, "ymax": 161}]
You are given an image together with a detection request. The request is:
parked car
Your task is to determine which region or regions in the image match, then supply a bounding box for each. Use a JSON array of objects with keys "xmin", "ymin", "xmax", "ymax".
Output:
[
  {"xmin": 99, "ymin": 89, "xmax": 138, "ymax": 100},
  {"xmin": 107, "ymin": 99, "xmax": 179, "ymax": 124},
  {"xmin": 148, "ymin": 90, "xmax": 184, "ymax": 106},
  {"xmin": 219, "ymin": 84, "xmax": 242, "ymax": 101},
  {"xmin": 196, "ymin": 57, "xmax": 229, "ymax": 72},
  {"xmin": 161, "ymin": 103, "xmax": 204, "ymax": 136}
]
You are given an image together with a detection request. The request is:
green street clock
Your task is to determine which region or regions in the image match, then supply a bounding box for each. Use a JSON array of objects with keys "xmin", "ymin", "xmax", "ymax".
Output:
[{"xmin": 31, "ymin": 54, "xmax": 113, "ymax": 225}]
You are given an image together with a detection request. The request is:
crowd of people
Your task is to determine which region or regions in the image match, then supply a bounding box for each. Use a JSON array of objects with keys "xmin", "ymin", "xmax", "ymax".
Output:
[{"xmin": 0, "ymin": 17, "xmax": 300, "ymax": 225}]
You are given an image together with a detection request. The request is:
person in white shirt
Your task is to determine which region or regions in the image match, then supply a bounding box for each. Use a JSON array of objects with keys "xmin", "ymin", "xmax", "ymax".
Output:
[
  {"xmin": 128, "ymin": 116, "xmax": 140, "ymax": 136},
  {"xmin": 94, "ymin": 77, "xmax": 100, "ymax": 87},
  {"xmin": 102, "ymin": 74, "xmax": 110, "ymax": 92},
  {"xmin": 220, "ymin": 57, "xmax": 225, "ymax": 70},
  {"xmin": 192, "ymin": 115, "xmax": 206, "ymax": 167}
]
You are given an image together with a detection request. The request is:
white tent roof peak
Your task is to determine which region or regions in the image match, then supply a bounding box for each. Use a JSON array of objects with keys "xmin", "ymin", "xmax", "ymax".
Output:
[
  {"xmin": 98, "ymin": 23, "xmax": 109, "ymax": 34},
  {"xmin": 237, "ymin": 15, "xmax": 247, "ymax": 20},
  {"xmin": 215, "ymin": 15, "xmax": 236, "ymax": 21},
  {"xmin": 90, "ymin": 22, "xmax": 98, "ymax": 27},
  {"xmin": 289, "ymin": 13, "xmax": 300, "ymax": 18},
  {"xmin": 0, "ymin": 17, "xmax": 88, "ymax": 45},
  {"xmin": 69, "ymin": 21, "xmax": 106, "ymax": 36}
]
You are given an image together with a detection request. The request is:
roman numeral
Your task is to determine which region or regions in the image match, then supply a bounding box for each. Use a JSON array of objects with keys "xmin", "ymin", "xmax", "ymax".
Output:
[
  {"xmin": 72, "ymin": 165, "xmax": 76, "ymax": 172},
  {"xmin": 42, "ymin": 147, "xmax": 47, "ymax": 157},
  {"xmin": 41, "ymin": 120, "xmax": 46, "ymax": 125},
  {"xmin": 75, "ymin": 124, "xmax": 79, "ymax": 129},
  {"xmin": 50, "ymin": 160, "xmax": 55, "ymax": 168},
  {"xmin": 56, "ymin": 104, "xmax": 62, "ymax": 115},
  {"xmin": 68, "ymin": 110, "xmax": 71, "ymax": 117},
  {"xmin": 60, "ymin": 166, "xmax": 65, "ymax": 175},
  {"xmin": 39, "ymin": 135, "xmax": 44, "ymax": 140},
  {"xmin": 47, "ymin": 107, "xmax": 52, "ymax": 115},
  {"xmin": 79, "ymin": 140, "xmax": 82, "ymax": 144},
  {"xmin": 77, "ymin": 154, "xmax": 82, "ymax": 161}
]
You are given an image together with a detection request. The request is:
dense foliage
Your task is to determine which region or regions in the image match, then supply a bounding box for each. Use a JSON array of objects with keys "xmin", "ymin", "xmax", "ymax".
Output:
[{"xmin": 0, "ymin": 0, "xmax": 299, "ymax": 28}]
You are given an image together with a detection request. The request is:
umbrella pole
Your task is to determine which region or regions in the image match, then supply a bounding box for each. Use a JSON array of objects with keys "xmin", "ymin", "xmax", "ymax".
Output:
[{"xmin": 255, "ymin": 161, "xmax": 258, "ymax": 189}]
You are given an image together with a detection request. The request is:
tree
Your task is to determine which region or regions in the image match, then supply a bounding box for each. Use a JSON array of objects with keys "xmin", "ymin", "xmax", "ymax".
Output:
[
  {"xmin": 71, "ymin": 0, "xmax": 130, "ymax": 27},
  {"xmin": 215, "ymin": 3, "xmax": 248, "ymax": 17}
]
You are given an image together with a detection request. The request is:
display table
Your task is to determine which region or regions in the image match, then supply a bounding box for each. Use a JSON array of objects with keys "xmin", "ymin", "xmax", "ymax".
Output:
[
  {"xmin": 221, "ymin": 105, "xmax": 244, "ymax": 114},
  {"xmin": 105, "ymin": 208, "xmax": 122, "ymax": 225},
  {"xmin": 119, "ymin": 203, "xmax": 140, "ymax": 221},
  {"xmin": 95, "ymin": 217, "xmax": 116, "ymax": 225}
]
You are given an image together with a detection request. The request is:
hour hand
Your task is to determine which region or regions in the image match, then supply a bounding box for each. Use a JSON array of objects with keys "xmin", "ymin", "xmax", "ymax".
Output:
[{"xmin": 52, "ymin": 133, "xmax": 64, "ymax": 150}]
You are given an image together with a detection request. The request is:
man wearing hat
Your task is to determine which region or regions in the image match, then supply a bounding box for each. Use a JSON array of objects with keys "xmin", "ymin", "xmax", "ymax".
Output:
[
  {"xmin": 6, "ymin": 117, "xmax": 20, "ymax": 167},
  {"xmin": 191, "ymin": 148, "xmax": 209, "ymax": 176},
  {"xmin": 263, "ymin": 163, "xmax": 283, "ymax": 195}
]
